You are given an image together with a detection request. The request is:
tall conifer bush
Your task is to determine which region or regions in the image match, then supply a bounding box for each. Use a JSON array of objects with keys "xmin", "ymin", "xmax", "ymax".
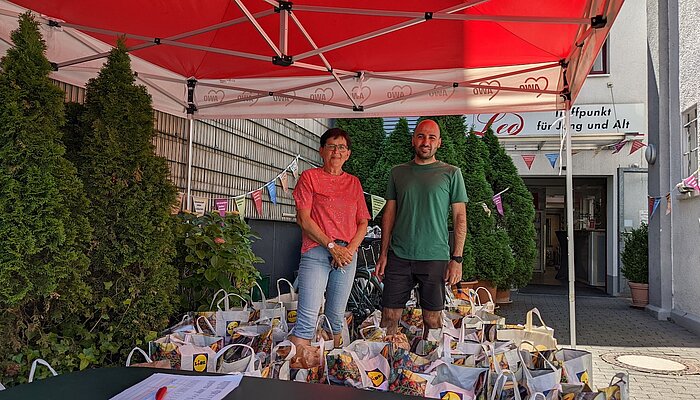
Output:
[
  {"xmin": 0, "ymin": 13, "xmax": 91, "ymax": 381},
  {"xmin": 72, "ymin": 41, "xmax": 178, "ymax": 363},
  {"xmin": 483, "ymin": 129, "xmax": 537, "ymax": 288},
  {"xmin": 335, "ymin": 118, "xmax": 385, "ymax": 192},
  {"xmin": 463, "ymin": 132, "xmax": 514, "ymax": 287},
  {"xmin": 369, "ymin": 117, "xmax": 413, "ymax": 198}
]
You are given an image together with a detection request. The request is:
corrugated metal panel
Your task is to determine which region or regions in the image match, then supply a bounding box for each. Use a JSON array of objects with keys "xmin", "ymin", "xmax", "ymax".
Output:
[{"xmin": 51, "ymin": 79, "xmax": 327, "ymax": 222}]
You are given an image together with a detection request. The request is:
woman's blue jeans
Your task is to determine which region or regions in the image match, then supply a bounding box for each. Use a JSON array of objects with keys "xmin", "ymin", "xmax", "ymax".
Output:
[{"xmin": 292, "ymin": 244, "xmax": 357, "ymax": 340}]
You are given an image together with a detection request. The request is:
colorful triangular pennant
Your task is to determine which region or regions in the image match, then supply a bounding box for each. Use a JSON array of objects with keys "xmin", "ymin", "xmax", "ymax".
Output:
[
  {"xmin": 481, "ymin": 202, "xmax": 491, "ymax": 216},
  {"xmin": 665, "ymin": 192, "xmax": 672, "ymax": 215},
  {"xmin": 234, "ymin": 196, "xmax": 246, "ymax": 221},
  {"xmin": 214, "ymin": 198, "xmax": 228, "ymax": 217},
  {"xmin": 192, "ymin": 196, "xmax": 207, "ymax": 217},
  {"xmin": 545, "ymin": 153, "xmax": 559, "ymax": 168},
  {"xmin": 683, "ymin": 173, "xmax": 700, "ymax": 191},
  {"xmin": 648, "ymin": 196, "xmax": 662, "ymax": 219},
  {"xmin": 370, "ymin": 195, "xmax": 387, "ymax": 219},
  {"xmin": 289, "ymin": 158, "xmax": 299, "ymax": 179},
  {"xmin": 252, "ymin": 189, "xmax": 263, "ymax": 215},
  {"xmin": 611, "ymin": 140, "xmax": 626, "ymax": 154},
  {"xmin": 280, "ymin": 171, "xmax": 289, "ymax": 194},
  {"xmin": 629, "ymin": 140, "xmax": 646, "ymax": 155},
  {"xmin": 492, "ymin": 193, "xmax": 504, "ymax": 216},
  {"xmin": 522, "ymin": 154, "xmax": 536, "ymax": 170},
  {"xmin": 266, "ymin": 181, "xmax": 277, "ymax": 205}
]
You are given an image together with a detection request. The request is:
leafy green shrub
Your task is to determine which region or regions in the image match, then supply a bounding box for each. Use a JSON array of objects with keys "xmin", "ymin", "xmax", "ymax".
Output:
[
  {"xmin": 174, "ymin": 212, "xmax": 263, "ymax": 312},
  {"xmin": 620, "ymin": 223, "xmax": 648, "ymax": 284},
  {"xmin": 0, "ymin": 13, "xmax": 92, "ymax": 385}
]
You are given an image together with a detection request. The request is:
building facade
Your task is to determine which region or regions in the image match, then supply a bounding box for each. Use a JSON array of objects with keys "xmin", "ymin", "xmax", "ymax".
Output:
[{"xmin": 647, "ymin": 0, "xmax": 700, "ymax": 334}]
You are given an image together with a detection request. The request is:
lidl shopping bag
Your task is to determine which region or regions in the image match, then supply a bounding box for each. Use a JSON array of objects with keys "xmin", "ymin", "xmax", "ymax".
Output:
[
  {"xmin": 197, "ymin": 291, "xmax": 251, "ymax": 345},
  {"xmin": 149, "ymin": 333, "xmax": 221, "ymax": 372},
  {"xmin": 423, "ymin": 360, "xmax": 489, "ymax": 400},
  {"xmin": 267, "ymin": 278, "xmax": 298, "ymax": 328},
  {"xmin": 251, "ymin": 281, "xmax": 287, "ymax": 323},
  {"xmin": 518, "ymin": 344, "xmax": 562, "ymax": 400},
  {"xmin": 497, "ymin": 308, "xmax": 558, "ymax": 351},
  {"xmin": 554, "ymin": 348, "xmax": 593, "ymax": 388},
  {"xmin": 263, "ymin": 340, "xmax": 326, "ymax": 383},
  {"xmin": 326, "ymin": 340, "xmax": 391, "ymax": 390},
  {"xmin": 597, "ymin": 372, "xmax": 628, "ymax": 400},
  {"xmin": 217, "ymin": 343, "xmax": 262, "ymax": 376}
]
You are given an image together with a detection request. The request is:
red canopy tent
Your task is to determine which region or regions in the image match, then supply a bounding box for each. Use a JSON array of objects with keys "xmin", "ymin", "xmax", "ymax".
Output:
[{"xmin": 0, "ymin": 0, "xmax": 625, "ymax": 345}]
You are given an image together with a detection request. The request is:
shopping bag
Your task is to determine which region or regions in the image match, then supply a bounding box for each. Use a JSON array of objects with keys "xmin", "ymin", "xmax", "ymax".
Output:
[
  {"xmin": 250, "ymin": 281, "xmax": 287, "ymax": 323},
  {"xmin": 217, "ymin": 343, "xmax": 262, "ymax": 376},
  {"xmin": 263, "ymin": 339, "xmax": 326, "ymax": 383},
  {"xmin": 389, "ymin": 369, "xmax": 433, "ymax": 397},
  {"xmin": 490, "ymin": 369, "xmax": 523, "ymax": 400},
  {"xmin": 197, "ymin": 290, "xmax": 252, "ymax": 345},
  {"xmin": 399, "ymin": 306, "xmax": 424, "ymax": 341},
  {"xmin": 267, "ymin": 278, "xmax": 298, "ymax": 328},
  {"xmin": 261, "ymin": 340, "xmax": 295, "ymax": 380},
  {"xmin": 471, "ymin": 287, "xmax": 496, "ymax": 314},
  {"xmin": 518, "ymin": 342, "xmax": 562, "ymax": 399},
  {"xmin": 358, "ymin": 310, "xmax": 386, "ymax": 342},
  {"xmin": 423, "ymin": 359, "xmax": 489, "ymax": 400},
  {"xmin": 497, "ymin": 308, "xmax": 558, "ymax": 351},
  {"xmin": 340, "ymin": 311, "xmax": 353, "ymax": 347},
  {"xmin": 554, "ymin": 348, "xmax": 593, "ymax": 388},
  {"xmin": 597, "ymin": 372, "xmax": 628, "ymax": 400},
  {"xmin": 125, "ymin": 347, "xmax": 171, "ymax": 369},
  {"xmin": 326, "ymin": 340, "xmax": 391, "ymax": 390},
  {"xmin": 149, "ymin": 333, "xmax": 222, "ymax": 372}
]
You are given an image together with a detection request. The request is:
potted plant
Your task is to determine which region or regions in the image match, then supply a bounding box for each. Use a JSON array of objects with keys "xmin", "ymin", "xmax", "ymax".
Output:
[{"xmin": 620, "ymin": 223, "xmax": 649, "ymax": 308}]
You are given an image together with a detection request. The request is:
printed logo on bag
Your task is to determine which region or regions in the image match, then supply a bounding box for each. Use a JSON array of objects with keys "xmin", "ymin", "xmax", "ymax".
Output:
[
  {"xmin": 366, "ymin": 368, "xmax": 386, "ymax": 387},
  {"xmin": 226, "ymin": 321, "xmax": 239, "ymax": 336},
  {"xmin": 287, "ymin": 310, "xmax": 297, "ymax": 323},
  {"xmin": 193, "ymin": 353, "xmax": 208, "ymax": 372},
  {"xmin": 577, "ymin": 370, "xmax": 590, "ymax": 386},
  {"xmin": 440, "ymin": 391, "xmax": 463, "ymax": 400}
]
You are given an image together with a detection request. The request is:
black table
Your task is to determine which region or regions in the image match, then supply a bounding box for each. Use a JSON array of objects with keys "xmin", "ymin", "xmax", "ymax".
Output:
[{"xmin": 0, "ymin": 367, "xmax": 415, "ymax": 399}]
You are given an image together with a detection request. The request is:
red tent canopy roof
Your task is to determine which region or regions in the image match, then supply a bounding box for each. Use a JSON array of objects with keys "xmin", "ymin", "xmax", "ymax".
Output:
[{"xmin": 2, "ymin": 0, "xmax": 623, "ymax": 118}]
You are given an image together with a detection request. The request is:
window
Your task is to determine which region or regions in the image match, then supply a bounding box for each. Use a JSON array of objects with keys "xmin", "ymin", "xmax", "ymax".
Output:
[
  {"xmin": 589, "ymin": 40, "xmax": 609, "ymax": 75},
  {"xmin": 683, "ymin": 105, "xmax": 698, "ymax": 176}
]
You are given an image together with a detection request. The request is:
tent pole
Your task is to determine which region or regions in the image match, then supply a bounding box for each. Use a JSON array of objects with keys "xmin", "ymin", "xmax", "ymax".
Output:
[
  {"xmin": 186, "ymin": 117, "xmax": 194, "ymax": 211},
  {"xmin": 565, "ymin": 100, "xmax": 577, "ymax": 348}
]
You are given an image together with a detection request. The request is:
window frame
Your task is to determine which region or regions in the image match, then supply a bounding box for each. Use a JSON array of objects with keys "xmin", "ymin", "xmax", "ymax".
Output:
[
  {"xmin": 589, "ymin": 40, "xmax": 609, "ymax": 75},
  {"xmin": 682, "ymin": 105, "xmax": 699, "ymax": 177}
]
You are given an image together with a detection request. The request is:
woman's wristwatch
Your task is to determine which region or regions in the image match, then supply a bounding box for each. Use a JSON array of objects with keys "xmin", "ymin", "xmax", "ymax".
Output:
[{"xmin": 327, "ymin": 241, "xmax": 336, "ymax": 250}]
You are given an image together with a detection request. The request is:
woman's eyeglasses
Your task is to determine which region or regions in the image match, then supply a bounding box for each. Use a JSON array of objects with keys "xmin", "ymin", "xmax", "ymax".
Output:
[{"xmin": 324, "ymin": 144, "xmax": 349, "ymax": 152}]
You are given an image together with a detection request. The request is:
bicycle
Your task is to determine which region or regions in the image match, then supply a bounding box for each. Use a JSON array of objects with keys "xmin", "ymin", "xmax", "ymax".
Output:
[{"xmin": 346, "ymin": 239, "xmax": 384, "ymax": 335}]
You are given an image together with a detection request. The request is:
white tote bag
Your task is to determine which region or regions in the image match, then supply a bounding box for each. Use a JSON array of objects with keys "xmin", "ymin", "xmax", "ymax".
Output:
[{"xmin": 268, "ymin": 278, "xmax": 298, "ymax": 327}]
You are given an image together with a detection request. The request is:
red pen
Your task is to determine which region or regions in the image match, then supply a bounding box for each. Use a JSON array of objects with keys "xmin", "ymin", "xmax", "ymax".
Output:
[{"xmin": 155, "ymin": 386, "xmax": 167, "ymax": 400}]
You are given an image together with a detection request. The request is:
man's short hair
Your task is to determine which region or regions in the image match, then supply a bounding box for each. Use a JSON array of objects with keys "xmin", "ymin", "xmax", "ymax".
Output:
[{"xmin": 320, "ymin": 127, "xmax": 351, "ymax": 149}]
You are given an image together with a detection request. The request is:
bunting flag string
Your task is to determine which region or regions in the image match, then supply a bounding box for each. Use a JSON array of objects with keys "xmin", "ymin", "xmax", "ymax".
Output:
[
  {"xmin": 611, "ymin": 140, "xmax": 627, "ymax": 154},
  {"xmin": 289, "ymin": 158, "xmax": 299, "ymax": 179},
  {"xmin": 522, "ymin": 154, "xmax": 536, "ymax": 170},
  {"xmin": 252, "ymin": 189, "xmax": 263, "ymax": 215},
  {"xmin": 629, "ymin": 140, "xmax": 646, "ymax": 155},
  {"xmin": 266, "ymin": 181, "xmax": 277, "ymax": 205},
  {"xmin": 234, "ymin": 196, "xmax": 246, "ymax": 221},
  {"xmin": 370, "ymin": 195, "xmax": 387, "ymax": 219},
  {"xmin": 280, "ymin": 171, "xmax": 289, "ymax": 194},
  {"xmin": 214, "ymin": 198, "xmax": 228, "ymax": 217},
  {"xmin": 492, "ymin": 193, "xmax": 504, "ymax": 216},
  {"xmin": 682, "ymin": 173, "xmax": 700, "ymax": 192},
  {"xmin": 481, "ymin": 202, "xmax": 492, "ymax": 216},
  {"xmin": 192, "ymin": 196, "xmax": 207, "ymax": 217},
  {"xmin": 665, "ymin": 192, "xmax": 672, "ymax": 215},
  {"xmin": 545, "ymin": 153, "xmax": 559, "ymax": 169},
  {"xmin": 648, "ymin": 196, "xmax": 662, "ymax": 220}
]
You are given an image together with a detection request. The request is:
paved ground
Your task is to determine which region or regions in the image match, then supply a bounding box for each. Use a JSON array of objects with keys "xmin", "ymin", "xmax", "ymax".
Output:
[{"xmin": 497, "ymin": 288, "xmax": 700, "ymax": 399}]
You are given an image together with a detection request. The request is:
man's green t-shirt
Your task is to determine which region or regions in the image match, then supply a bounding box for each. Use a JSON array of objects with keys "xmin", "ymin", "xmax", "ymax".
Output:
[{"xmin": 386, "ymin": 160, "xmax": 468, "ymax": 261}]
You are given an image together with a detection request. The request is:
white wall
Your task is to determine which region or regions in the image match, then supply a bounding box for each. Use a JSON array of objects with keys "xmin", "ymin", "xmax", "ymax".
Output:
[{"xmin": 671, "ymin": 0, "xmax": 700, "ymax": 324}]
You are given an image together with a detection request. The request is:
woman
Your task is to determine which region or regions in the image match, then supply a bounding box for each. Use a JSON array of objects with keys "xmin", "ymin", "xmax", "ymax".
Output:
[{"xmin": 291, "ymin": 127, "xmax": 370, "ymax": 347}]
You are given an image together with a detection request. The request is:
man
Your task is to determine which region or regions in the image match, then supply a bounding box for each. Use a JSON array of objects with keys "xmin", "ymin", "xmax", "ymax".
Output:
[{"xmin": 375, "ymin": 119, "xmax": 468, "ymax": 335}]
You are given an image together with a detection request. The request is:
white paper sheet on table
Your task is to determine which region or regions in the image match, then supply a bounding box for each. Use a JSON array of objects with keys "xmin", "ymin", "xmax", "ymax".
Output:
[{"xmin": 109, "ymin": 373, "xmax": 243, "ymax": 400}]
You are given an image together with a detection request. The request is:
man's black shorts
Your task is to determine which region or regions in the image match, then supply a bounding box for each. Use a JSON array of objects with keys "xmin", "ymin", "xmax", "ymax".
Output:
[{"xmin": 381, "ymin": 251, "xmax": 448, "ymax": 311}]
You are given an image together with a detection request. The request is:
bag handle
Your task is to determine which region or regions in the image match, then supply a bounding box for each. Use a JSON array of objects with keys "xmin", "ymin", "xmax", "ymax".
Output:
[
  {"xmin": 517, "ymin": 340, "xmax": 557, "ymax": 372},
  {"xmin": 473, "ymin": 287, "xmax": 495, "ymax": 305},
  {"xmin": 315, "ymin": 314, "xmax": 334, "ymax": 336},
  {"xmin": 210, "ymin": 289, "xmax": 229, "ymax": 311},
  {"xmin": 216, "ymin": 293, "xmax": 249, "ymax": 311},
  {"xmin": 270, "ymin": 340, "xmax": 297, "ymax": 362},
  {"xmin": 359, "ymin": 325, "xmax": 385, "ymax": 340},
  {"xmin": 529, "ymin": 393, "xmax": 547, "ymax": 400},
  {"xmin": 195, "ymin": 316, "xmax": 217, "ymax": 335},
  {"xmin": 126, "ymin": 347, "xmax": 153, "ymax": 366},
  {"xmin": 216, "ymin": 343, "xmax": 259, "ymax": 373},
  {"xmin": 525, "ymin": 307, "xmax": 550, "ymax": 332},
  {"xmin": 460, "ymin": 314, "xmax": 485, "ymax": 343},
  {"xmin": 610, "ymin": 371, "xmax": 628, "ymax": 386},
  {"xmin": 250, "ymin": 281, "xmax": 268, "ymax": 309},
  {"xmin": 28, "ymin": 359, "xmax": 58, "ymax": 383},
  {"xmin": 276, "ymin": 278, "xmax": 297, "ymax": 301},
  {"xmin": 490, "ymin": 370, "xmax": 521, "ymax": 400}
]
